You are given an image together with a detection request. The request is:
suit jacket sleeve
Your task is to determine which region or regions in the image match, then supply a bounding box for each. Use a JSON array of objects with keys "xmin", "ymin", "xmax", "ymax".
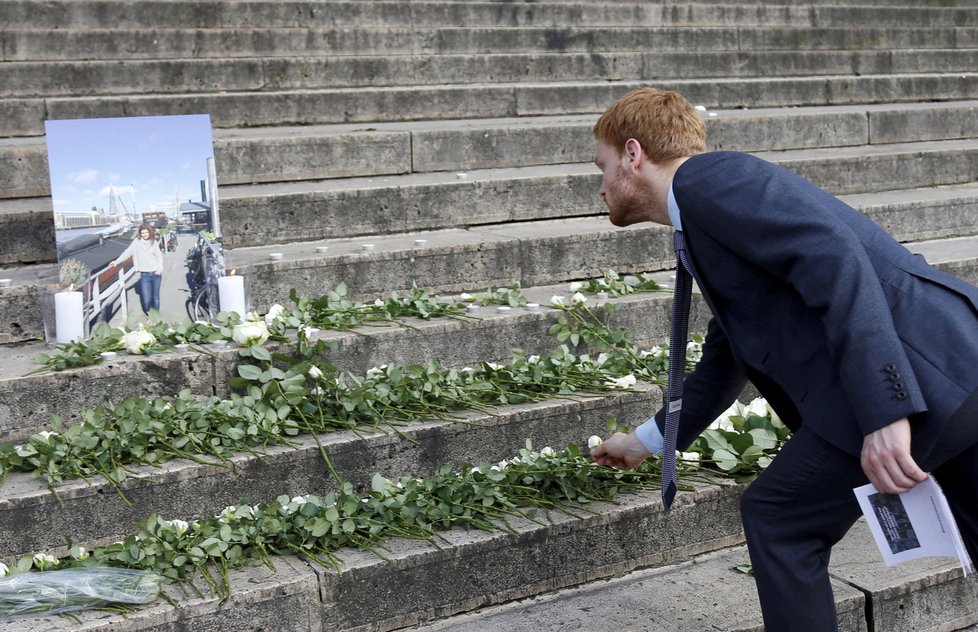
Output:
[{"xmin": 649, "ymin": 316, "xmax": 749, "ymax": 451}]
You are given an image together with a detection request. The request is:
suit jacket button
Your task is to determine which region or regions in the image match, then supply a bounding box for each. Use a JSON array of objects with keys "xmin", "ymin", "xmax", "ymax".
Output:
[
  {"xmin": 885, "ymin": 364, "xmax": 897, "ymax": 372},
  {"xmin": 896, "ymin": 392, "xmax": 907, "ymax": 400},
  {"xmin": 889, "ymin": 373, "xmax": 901, "ymax": 381}
]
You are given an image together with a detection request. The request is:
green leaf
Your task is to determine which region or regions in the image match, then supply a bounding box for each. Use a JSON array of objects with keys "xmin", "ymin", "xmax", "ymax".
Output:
[
  {"xmin": 713, "ymin": 448, "xmax": 741, "ymax": 472},
  {"xmin": 237, "ymin": 364, "xmax": 263, "ymax": 381},
  {"xmin": 748, "ymin": 428, "xmax": 779, "ymax": 451}
]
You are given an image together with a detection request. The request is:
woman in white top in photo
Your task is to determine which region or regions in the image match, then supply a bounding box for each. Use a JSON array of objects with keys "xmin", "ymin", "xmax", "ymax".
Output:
[{"xmin": 112, "ymin": 223, "xmax": 164, "ymax": 316}]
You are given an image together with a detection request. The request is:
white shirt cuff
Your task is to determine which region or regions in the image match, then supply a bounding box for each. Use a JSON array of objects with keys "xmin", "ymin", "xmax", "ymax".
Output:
[{"xmin": 635, "ymin": 414, "xmax": 665, "ymax": 455}]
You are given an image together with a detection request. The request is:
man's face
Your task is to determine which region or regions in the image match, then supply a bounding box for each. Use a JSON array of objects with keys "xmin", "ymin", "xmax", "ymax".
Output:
[{"xmin": 595, "ymin": 141, "xmax": 655, "ymax": 227}]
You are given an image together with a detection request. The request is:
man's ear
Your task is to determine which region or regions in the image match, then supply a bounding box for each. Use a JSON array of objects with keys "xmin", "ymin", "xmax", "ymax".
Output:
[{"xmin": 623, "ymin": 138, "xmax": 644, "ymax": 172}]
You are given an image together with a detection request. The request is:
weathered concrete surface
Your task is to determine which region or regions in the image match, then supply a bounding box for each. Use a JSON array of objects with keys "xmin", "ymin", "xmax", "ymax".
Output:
[
  {"xmin": 0, "ymin": 199, "xmax": 55, "ymax": 264},
  {"xmin": 317, "ymin": 486, "xmax": 748, "ymax": 631},
  {"xmin": 0, "ymin": 350, "xmax": 216, "ymax": 443},
  {"xmin": 5, "ymin": 1, "xmax": 965, "ymax": 30},
  {"xmin": 216, "ymin": 141, "xmax": 978, "ymax": 249},
  {"xmin": 240, "ymin": 218, "xmax": 675, "ymax": 308},
  {"xmin": 8, "ymin": 102, "xmax": 978, "ymax": 199},
  {"xmin": 412, "ymin": 546, "xmax": 867, "ymax": 632},
  {"xmin": 0, "ymin": 283, "xmax": 45, "ymax": 344},
  {"xmin": 0, "ymin": 73, "xmax": 967, "ymax": 139},
  {"xmin": 6, "ymin": 26, "xmax": 978, "ymax": 62},
  {"xmin": 3, "ymin": 555, "xmax": 322, "ymax": 632},
  {"xmin": 0, "ymin": 386, "xmax": 661, "ymax": 557},
  {"xmin": 8, "ymin": 50, "xmax": 978, "ymax": 100},
  {"xmin": 830, "ymin": 520, "xmax": 978, "ymax": 632}
]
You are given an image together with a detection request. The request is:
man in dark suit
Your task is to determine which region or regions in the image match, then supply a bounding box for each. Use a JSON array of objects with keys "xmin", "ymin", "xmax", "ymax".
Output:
[{"xmin": 590, "ymin": 87, "xmax": 978, "ymax": 631}]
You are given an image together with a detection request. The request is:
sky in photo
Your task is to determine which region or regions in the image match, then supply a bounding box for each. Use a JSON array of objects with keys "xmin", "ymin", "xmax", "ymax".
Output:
[{"xmin": 45, "ymin": 114, "xmax": 216, "ymax": 219}]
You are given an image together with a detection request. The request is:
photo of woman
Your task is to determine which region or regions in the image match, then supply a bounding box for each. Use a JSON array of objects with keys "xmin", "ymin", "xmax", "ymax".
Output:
[{"xmin": 112, "ymin": 223, "xmax": 164, "ymax": 316}]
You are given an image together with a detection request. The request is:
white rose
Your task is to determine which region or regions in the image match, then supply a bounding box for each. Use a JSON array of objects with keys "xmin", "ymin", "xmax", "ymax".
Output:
[
  {"xmin": 170, "ymin": 519, "xmax": 190, "ymax": 537},
  {"xmin": 606, "ymin": 374, "xmax": 637, "ymax": 389},
  {"xmin": 308, "ymin": 365, "xmax": 324, "ymax": 380},
  {"xmin": 232, "ymin": 320, "xmax": 269, "ymax": 346},
  {"xmin": 459, "ymin": 293, "xmax": 473, "ymax": 302},
  {"xmin": 485, "ymin": 362, "xmax": 503, "ymax": 370},
  {"xmin": 527, "ymin": 355, "xmax": 540, "ymax": 364},
  {"xmin": 374, "ymin": 298, "xmax": 384, "ymax": 307},
  {"xmin": 587, "ymin": 435, "xmax": 603, "ymax": 449},
  {"xmin": 569, "ymin": 281, "xmax": 583, "ymax": 292},
  {"xmin": 710, "ymin": 414, "xmax": 736, "ymax": 432},
  {"xmin": 540, "ymin": 447, "xmax": 557, "ymax": 457},
  {"xmin": 299, "ymin": 325, "xmax": 314, "ymax": 339},
  {"xmin": 0, "ymin": 563, "xmax": 8, "ymax": 576},
  {"xmin": 680, "ymin": 451, "xmax": 700, "ymax": 462},
  {"xmin": 572, "ymin": 292, "xmax": 587, "ymax": 305},
  {"xmin": 33, "ymin": 553, "xmax": 59, "ymax": 570},
  {"xmin": 263, "ymin": 304, "xmax": 285, "ymax": 324},
  {"xmin": 745, "ymin": 397, "xmax": 769, "ymax": 418},
  {"xmin": 366, "ymin": 366, "xmax": 384, "ymax": 378},
  {"xmin": 36, "ymin": 431, "xmax": 59, "ymax": 443},
  {"xmin": 596, "ymin": 353, "xmax": 609, "ymax": 366},
  {"xmin": 124, "ymin": 328, "xmax": 156, "ymax": 354},
  {"xmin": 550, "ymin": 295, "xmax": 565, "ymax": 308},
  {"xmin": 69, "ymin": 546, "xmax": 89, "ymax": 561}
]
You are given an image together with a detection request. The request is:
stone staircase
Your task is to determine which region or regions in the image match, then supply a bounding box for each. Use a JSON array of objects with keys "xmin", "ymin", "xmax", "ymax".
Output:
[{"xmin": 1, "ymin": 0, "xmax": 978, "ymax": 629}]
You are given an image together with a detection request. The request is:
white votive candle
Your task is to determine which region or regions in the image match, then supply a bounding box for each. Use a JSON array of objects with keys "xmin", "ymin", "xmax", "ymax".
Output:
[
  {"xmin": 217, "ymin": 275, "xmax": 246, "ymax": 318},
  {"xmin": 55, "ymin": 291, "xmax": 84, "ymax": 343}
]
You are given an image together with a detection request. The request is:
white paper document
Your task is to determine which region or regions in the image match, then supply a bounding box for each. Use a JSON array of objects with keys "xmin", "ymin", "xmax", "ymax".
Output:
[{"xmin": 853, "ymin": 475, "xmax": 973, "ymax": 576}]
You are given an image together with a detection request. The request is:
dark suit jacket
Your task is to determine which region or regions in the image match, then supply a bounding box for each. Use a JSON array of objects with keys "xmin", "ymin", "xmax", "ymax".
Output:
[{"xmin": 659, "ymin": 151, "xmax": 978, "ymax": 469}]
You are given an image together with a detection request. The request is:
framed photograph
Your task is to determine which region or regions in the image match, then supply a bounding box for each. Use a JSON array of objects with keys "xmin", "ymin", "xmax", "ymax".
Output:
[{"xmin": 45, "ymin": 114, "xmax": 224, "ymax": 335}]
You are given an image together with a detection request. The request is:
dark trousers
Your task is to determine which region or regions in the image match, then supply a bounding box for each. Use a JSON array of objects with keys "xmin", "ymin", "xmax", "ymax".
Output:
[{"xmin": 740, "ymin": 427, "xmax": 978, "ymax": 632}]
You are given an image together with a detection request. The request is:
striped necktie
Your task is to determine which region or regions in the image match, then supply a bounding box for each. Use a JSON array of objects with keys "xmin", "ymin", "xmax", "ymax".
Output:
[{"xmin": 662, "ymin": 230, "xmax": 693, "ymax": 510}]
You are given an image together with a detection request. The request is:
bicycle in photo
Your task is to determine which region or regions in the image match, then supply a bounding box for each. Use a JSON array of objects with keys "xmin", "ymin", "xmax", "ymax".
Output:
[{"xmin": 184, "ymin": 235, "xmax": 225, "ymax": 322}]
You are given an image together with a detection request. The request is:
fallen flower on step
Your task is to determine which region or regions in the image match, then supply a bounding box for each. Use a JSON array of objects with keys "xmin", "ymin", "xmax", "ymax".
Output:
[
  {"xmin": 605, "ymin": 374, "xmax": 636, "ymax": 389},
  {"xmin": 124, "ymin": 328, "xmax": 156, "ymax": 354},
  {"xmin": 231, "ymin": 319, "xmax": 269, "ymax": 346}
]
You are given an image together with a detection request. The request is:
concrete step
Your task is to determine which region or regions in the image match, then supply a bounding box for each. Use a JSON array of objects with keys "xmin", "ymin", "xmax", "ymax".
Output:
[
  {"xmin": 3, "ymin": 484, "xmax": 749, "ymax": 632},
  {"xmin": 2, "ymin": 1, "xmax": 976, "ymax": 30},
  {"xmin": 0, "ymin": 188, "xmax": 975, "ymax": 343},
  {"xmin": 211, "ymin": 141, "xmax": 978, "ymax": 248},
  {"xmin": 5, "ymin": 101, "xmax": 978, "ymax": 199},
  {"xmin": 6, "ymin": 72, "xmax": 978, "ymax": 139},
  {"xmin": 0, "ymin": 383, "xmax": 662, "ymax": 558},
  {"xmin": 0, "ymin": 273, "xmax": 689, "ymax": 442},
  {"xmin": 6, "ymin": 49, "xmax": 978, "ymax": 99},
  {"xmin": 410, "ymin": 524, "xmax": 977, "ymax": 632},
  {"xmin": 4, "ymin": 25, "xmax": 978, "ymax": 61},
  {"xmin": 2, "ymin": 230, "xmax": 975, "ymax": 442},
  {"xmin": 4, "ymin": 492, "xmax": 975, "ymax": 631}
]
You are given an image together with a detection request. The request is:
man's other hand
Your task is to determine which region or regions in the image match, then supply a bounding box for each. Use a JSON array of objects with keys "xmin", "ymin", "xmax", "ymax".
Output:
[{"xmin": 861, "ymin": 417, "xmax": 928, "ymax": 494}]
